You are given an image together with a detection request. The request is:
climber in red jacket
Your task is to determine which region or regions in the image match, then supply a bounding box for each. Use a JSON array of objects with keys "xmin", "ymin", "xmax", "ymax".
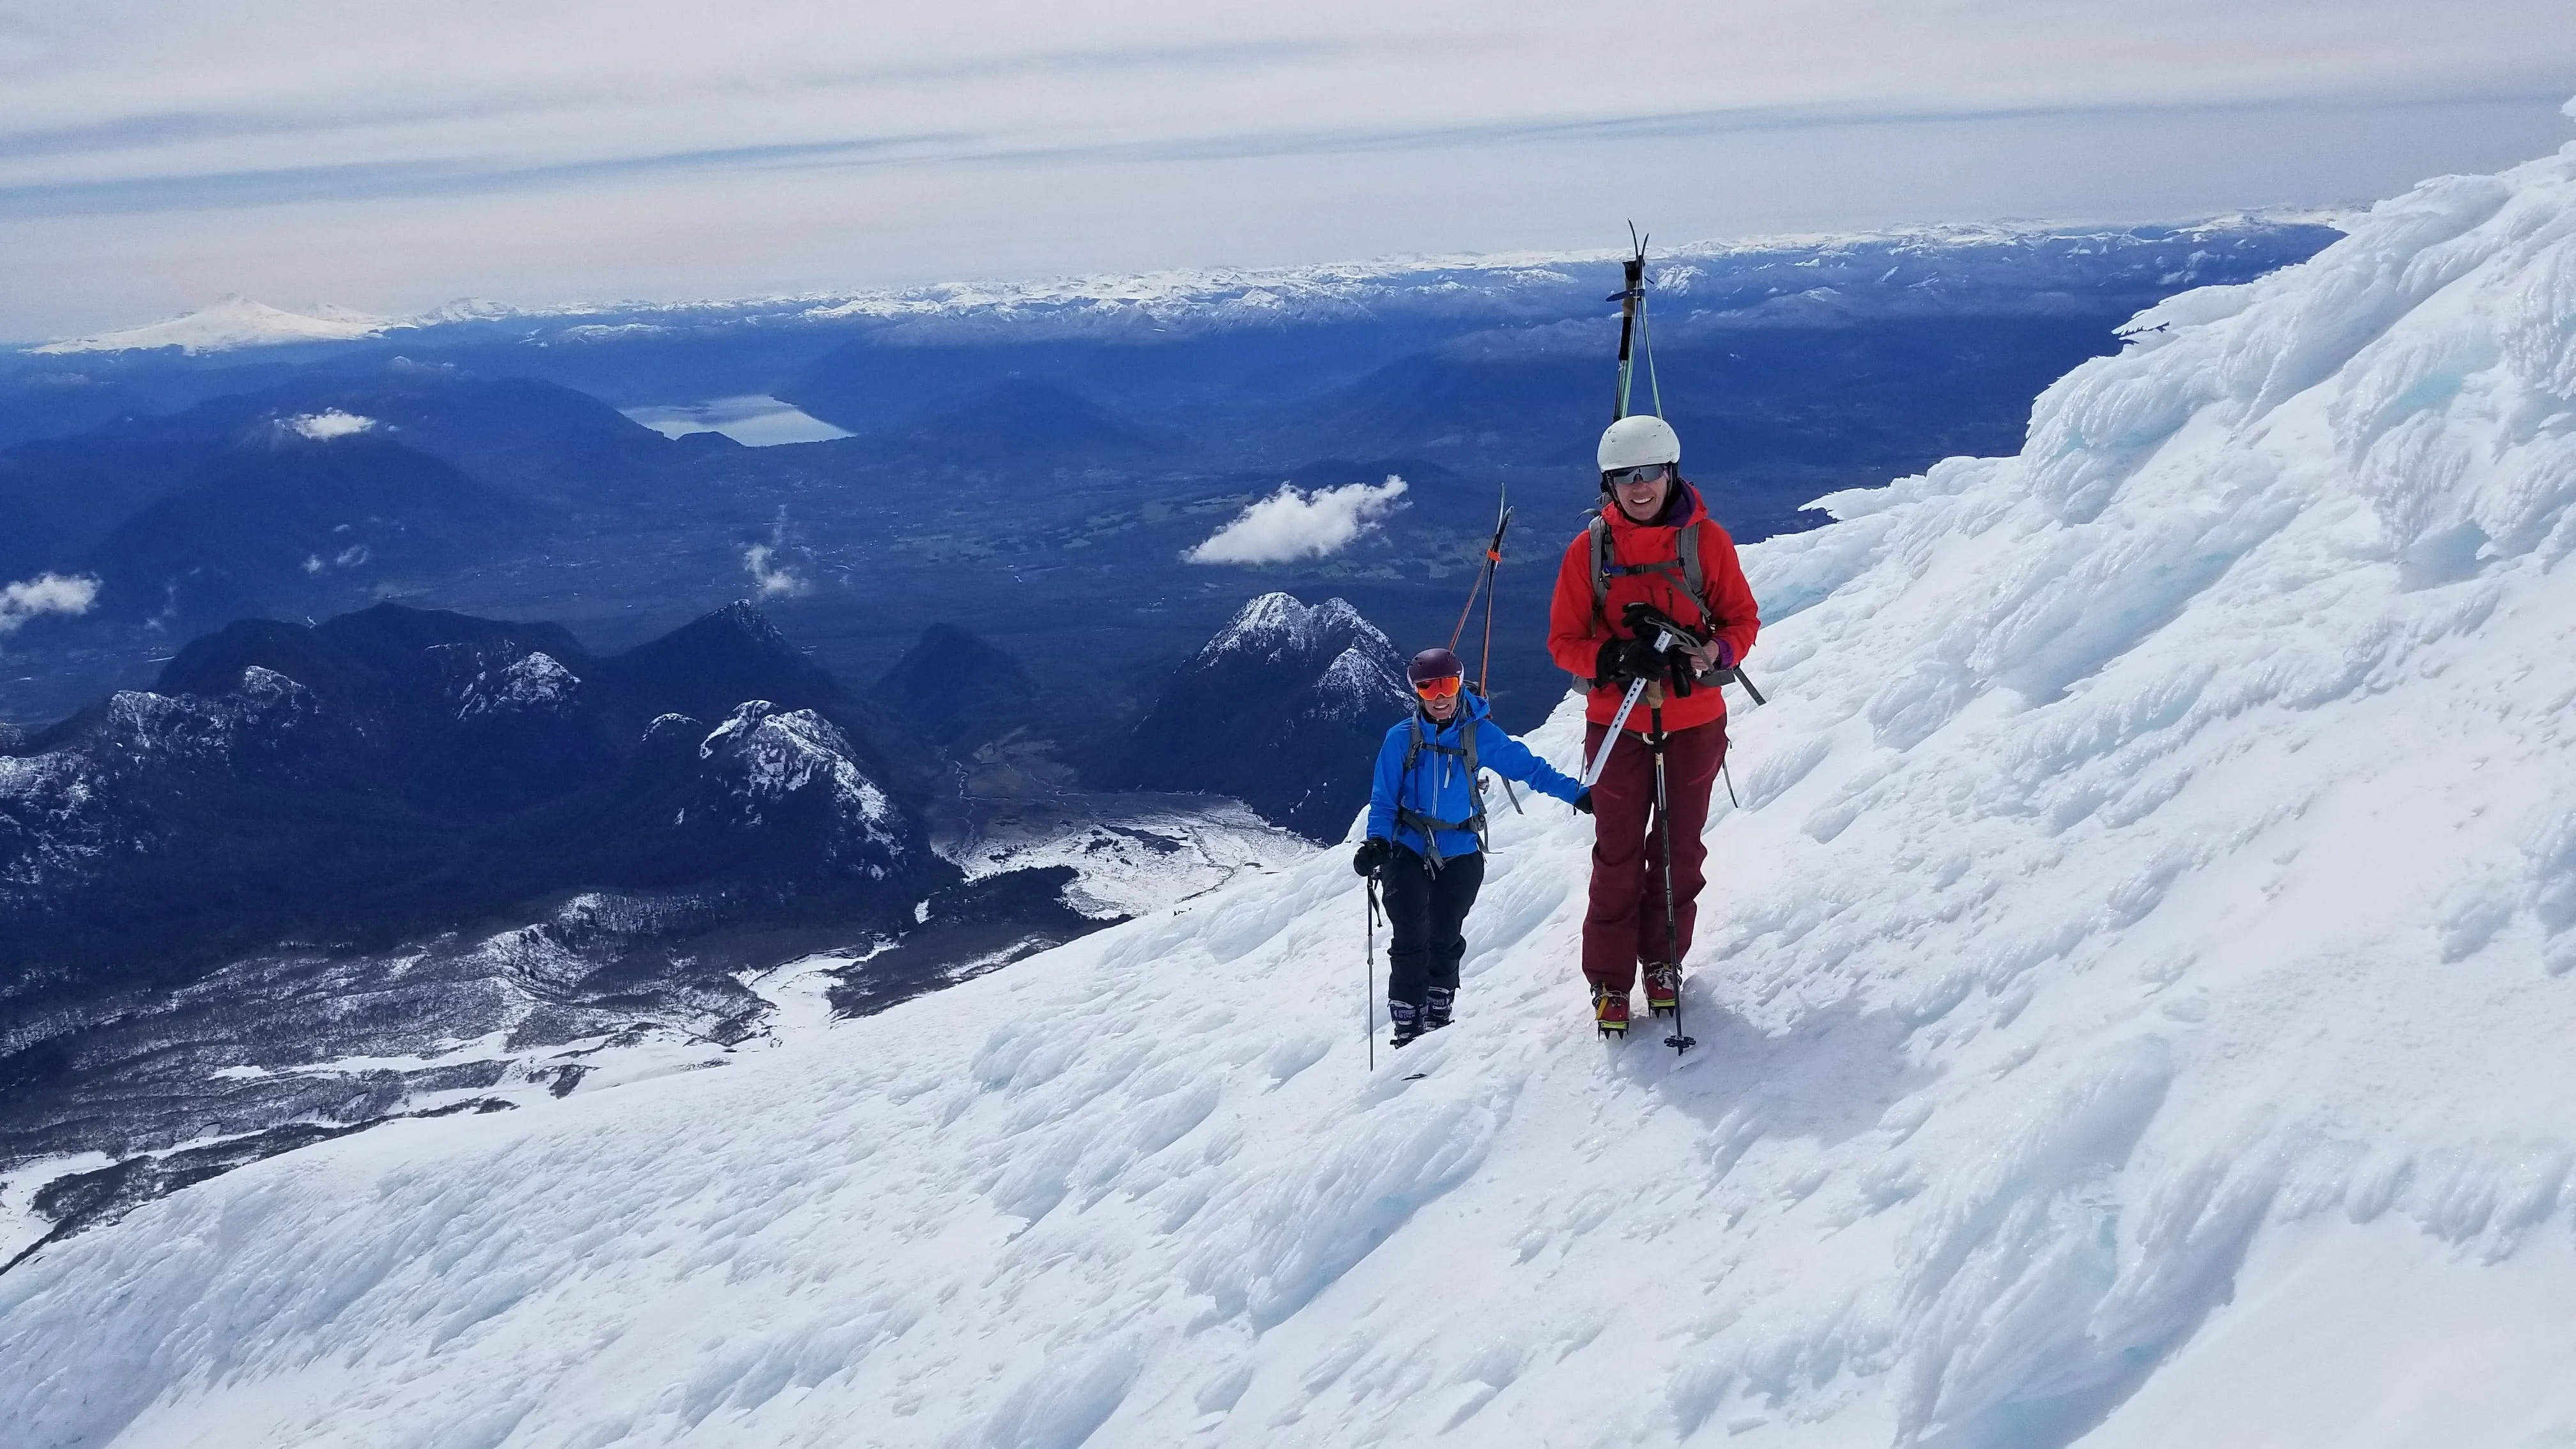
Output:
[{"xmin": 1545, "ymin": 414, "xmax": 1760, "ymax": 1036}]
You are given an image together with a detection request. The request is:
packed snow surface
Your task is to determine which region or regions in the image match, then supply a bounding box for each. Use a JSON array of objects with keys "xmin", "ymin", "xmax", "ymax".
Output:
[{"xmin": 8, "ymin": 131, "xmax": 2576, "ymax": 1448}]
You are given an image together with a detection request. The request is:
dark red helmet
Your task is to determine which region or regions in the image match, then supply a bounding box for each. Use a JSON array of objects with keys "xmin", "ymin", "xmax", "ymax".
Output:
[{"xmin": 1406, "ymin": 647, "xmax": 1464, "ymax": 686}]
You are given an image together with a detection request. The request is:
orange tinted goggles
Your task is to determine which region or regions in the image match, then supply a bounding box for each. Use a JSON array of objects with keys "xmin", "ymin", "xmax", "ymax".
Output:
[{"xmin": 1412, "ymin": 675, "xmax": 1463, "ymax": 700}]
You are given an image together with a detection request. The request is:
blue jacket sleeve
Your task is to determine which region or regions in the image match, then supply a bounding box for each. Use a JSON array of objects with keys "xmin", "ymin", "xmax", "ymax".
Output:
[
  {"xmin": 1475, "ymin": 719, "xmax": 1583, "ymax": 804},
  {"xmin": 1365, "ymin": 726, "xmax": 1405, "ymax": 841}
]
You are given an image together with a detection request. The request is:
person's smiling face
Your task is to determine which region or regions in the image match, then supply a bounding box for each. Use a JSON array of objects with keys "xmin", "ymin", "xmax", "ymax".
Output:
[{"xmin": 1609, "ymin": 463, "xmax": 1672, "ymax": 522}]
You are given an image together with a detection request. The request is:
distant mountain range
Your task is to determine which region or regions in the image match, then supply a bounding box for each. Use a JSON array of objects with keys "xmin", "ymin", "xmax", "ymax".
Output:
[
  {"xmin": 23, "ymin": 215, "xmax": 2349, "ymax": 360},
  {"xmin": 0, "ymin": 217, "xmax": 2344, "ymax": 755},
  {"xmin": 1, "ymin": 601, "xmax": 942, "ymax": 990}
]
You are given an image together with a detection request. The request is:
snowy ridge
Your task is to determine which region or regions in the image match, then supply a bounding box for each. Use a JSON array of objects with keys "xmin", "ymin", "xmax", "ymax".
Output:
[
  {"xmin": 1202, "ymin": 592, "xmax": 1383, "ymax": 666},
  {"xmin": 0, "ymin": 670, "xmax": 321, "ymax": 897},
  {"xmin": 1192, "ymin": 592, "xmax": 1407, "ymax": 724},
  {"xmin": 1312, "ymin": 642, "xmax": 1409, "ymax": 721},
  {"xmin": 455, "ymin": 652, "xmax": 579, "ymax": 720},
  {"xmin": 4, "ymin": 132, "xmax": 2575, "ymax": 1447},
  {"xmin": 695, "ymin": 702, "xmax": 896, "ymax": 841}
]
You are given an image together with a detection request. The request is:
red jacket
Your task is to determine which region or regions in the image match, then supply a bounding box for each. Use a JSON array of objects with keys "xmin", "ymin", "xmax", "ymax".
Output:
[{"xmin": 1546, "ymin": 482, "xmax": 1761, "ymax": 735}]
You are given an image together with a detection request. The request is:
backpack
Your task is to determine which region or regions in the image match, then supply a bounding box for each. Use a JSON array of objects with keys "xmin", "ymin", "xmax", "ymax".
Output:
[
  {"xmin": 1395, "ymin": 712, "xmax": 1485, "ymax": 872},
  {"xmin": 1586, "ymin": 508, "xmax": 1713, "ymax": 632}
]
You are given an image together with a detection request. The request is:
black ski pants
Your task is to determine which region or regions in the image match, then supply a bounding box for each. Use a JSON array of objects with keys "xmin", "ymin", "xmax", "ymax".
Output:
[{"xmin": 1381, "ymin": 844, "xmax": 1484, "ymax": 1009}]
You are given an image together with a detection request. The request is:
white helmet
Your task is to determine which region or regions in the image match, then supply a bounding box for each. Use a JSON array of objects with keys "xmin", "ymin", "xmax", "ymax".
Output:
[{"xmin": 1597, "ymin": 414, "xmax": 1680, "ymax": 474}]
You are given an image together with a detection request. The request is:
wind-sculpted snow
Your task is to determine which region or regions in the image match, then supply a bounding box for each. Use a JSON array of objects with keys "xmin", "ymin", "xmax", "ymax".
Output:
[{"xmin": 7, "ymin": 134, "xmax": 2576, "ymax": 1447}]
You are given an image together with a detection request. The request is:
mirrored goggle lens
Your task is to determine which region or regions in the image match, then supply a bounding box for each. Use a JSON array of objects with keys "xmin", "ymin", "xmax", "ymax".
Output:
[
  {"xmin": 1608, "ymin": 463, "xmax": 1671, "ymax": 487},
  {"xmin": 1412, "ymin": 675, "xmax": 1463, "ymax": 700}
]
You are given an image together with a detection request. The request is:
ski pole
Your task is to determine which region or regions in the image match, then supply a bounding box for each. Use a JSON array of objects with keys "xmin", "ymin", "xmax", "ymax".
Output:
[
  {"xmin": 1650, "ymin": 703, "xmax": 1697, "ymax": 1055},
  {"xmin": 1365, "ymin": 871, "xmax": 1381, "ymax": 1071},
  {"xmin": 1580, "ymin": 615, "xmax": 1683, "ymax": 788},
  {"xmin": 1581, "ymin": 674, "xmax": 1650, "ymax": 788}
]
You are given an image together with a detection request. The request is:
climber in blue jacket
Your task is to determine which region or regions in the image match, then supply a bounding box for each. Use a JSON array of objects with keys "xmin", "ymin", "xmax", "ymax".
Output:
[{"xmin": 1352, "ymin": 647, "xmax": 1590, "ymax": 1046}]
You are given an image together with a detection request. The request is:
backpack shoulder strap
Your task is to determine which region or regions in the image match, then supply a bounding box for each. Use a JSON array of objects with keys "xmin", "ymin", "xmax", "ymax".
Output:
[
  {"xmin": 1586, "ymin": 510, "xmax": 1612, "ymax": 629},
  {"xmin": 1677, "ymin": 516, "xmax": 1711, "ymax": 628}
]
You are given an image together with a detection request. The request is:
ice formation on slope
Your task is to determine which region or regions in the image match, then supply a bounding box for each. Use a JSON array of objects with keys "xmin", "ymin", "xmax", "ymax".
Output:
[{"xmin": 5, "ymin": 128, "xmax": 2576, "ymax": 1448}]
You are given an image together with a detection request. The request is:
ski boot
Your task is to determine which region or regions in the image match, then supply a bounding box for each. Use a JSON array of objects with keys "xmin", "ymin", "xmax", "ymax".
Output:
[
  {"xmin": 1591, "ymin": 983, "xmax": 1630, "ymax": 1038},
  {"xmin": 1423, "ymin": 986, "xmax": 1455, "ymax": 1034},
  {"xmin": 1643, "ymin": 963, "xmax": 1681, "ymax": 1018},
  {"xmin": 1388, "ymin": 999, "xmax": 1424, "ymax": 1049}
]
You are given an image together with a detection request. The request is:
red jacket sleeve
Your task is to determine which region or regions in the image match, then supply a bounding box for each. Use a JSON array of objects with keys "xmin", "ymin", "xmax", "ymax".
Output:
[
  {"xmin": 1696, "ymin": 521, "xmax": 1761, "ymax": 665},
  {"xmin": 1546, "ymin": 533, "xmax": 1605, "ymax": 678}
]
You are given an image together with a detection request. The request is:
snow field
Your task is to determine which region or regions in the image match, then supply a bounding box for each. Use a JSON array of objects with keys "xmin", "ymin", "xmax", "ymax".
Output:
[{"xmin": 8, "ymin": 112, "xmax": 2576, "ymax": 1449}]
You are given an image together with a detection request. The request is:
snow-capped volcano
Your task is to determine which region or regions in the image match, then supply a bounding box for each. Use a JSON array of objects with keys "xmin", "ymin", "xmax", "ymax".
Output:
[
  {"xmin": 6, "ymin": 118, "xmax": 2576, "ymax": 1448},
  {"xmin": 33, "ymin": 295, "xmax": 399, "ymax": 354}
]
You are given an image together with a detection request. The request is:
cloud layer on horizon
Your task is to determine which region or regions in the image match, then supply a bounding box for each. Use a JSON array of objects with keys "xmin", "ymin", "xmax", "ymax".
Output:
[{"xmin": 3, "ymin": 1, "xmax": 2571, "ymax": 340}]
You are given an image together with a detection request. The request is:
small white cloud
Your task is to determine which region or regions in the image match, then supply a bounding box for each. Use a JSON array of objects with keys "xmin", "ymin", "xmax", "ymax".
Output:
[
  {"xmin": 0, "ymin": 572, "xmax": 102, "ymax": 635},
  {"xmin": 742, "ymin": 543, "xmax": 808, "ymax": 597},
  {"xmin": 742, "ymin": 509, "xmax": 811, "ymax": 597},
  {"xmin": 1184, "ymin": 476, "xmax": 1407, "ymax": 565},
  {"xmin": 284, "ymin": 410, "xmax": 376, "ymax": 440}
]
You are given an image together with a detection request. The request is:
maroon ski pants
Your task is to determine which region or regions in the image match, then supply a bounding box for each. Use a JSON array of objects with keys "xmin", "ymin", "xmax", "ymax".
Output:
[{"xmin": 1581, "ymin": 715, "xmax": 1727, "ymax": 993}]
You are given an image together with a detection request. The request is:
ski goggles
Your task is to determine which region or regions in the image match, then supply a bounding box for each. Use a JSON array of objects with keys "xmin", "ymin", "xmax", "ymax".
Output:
[
  {"xmin": 1411, "ymin": 674, "xmax": 1464, "ymax": 700},
  {"xmin": 1606, "ymin": 463, "xmax": 1673, "ymax": 487}
]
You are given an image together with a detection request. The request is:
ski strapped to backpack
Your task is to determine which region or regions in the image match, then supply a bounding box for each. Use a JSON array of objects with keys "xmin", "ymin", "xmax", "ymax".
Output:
[{"xmin": 1395, "ymin": 712, "xmax": 1485, "ymax": 873}]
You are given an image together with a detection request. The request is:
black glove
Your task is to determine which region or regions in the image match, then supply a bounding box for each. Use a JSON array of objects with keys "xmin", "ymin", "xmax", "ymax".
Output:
[
  {"xmin": 1352, "ymin": 838, "xmax": 1392, "ymax": 877},
  {"xmin": 1572, "ymin": 790, "xmax": 1595, "ymax": 816},
  {"xmin": 1593, "ymin": 634, "xmax": 1662, "ymax": 685}
]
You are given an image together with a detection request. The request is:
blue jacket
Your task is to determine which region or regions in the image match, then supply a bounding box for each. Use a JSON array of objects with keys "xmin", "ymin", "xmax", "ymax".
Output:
[{"xmin": 1365, "ymin": 691, "xmax": 1583, "ymax": 862}]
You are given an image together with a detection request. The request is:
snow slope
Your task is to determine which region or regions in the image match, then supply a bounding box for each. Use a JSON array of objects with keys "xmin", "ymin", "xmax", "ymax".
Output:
[{"xmin": 6, "ymin": 121, "xmax": 2576, "ymax": 1446}]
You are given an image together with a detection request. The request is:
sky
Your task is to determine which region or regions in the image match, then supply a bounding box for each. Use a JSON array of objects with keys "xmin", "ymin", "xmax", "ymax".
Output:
[{"xmin": 3, "ymin": 0, "xmax": 2572, "ymax": 344}]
